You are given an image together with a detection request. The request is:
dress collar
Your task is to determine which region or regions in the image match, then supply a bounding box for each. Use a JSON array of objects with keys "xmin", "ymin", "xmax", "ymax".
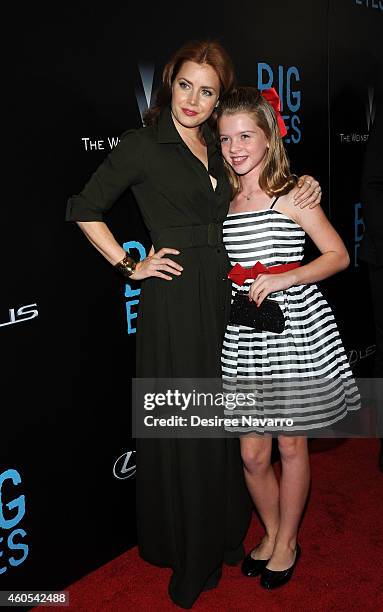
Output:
[{"xmin": 157, "ymin": 105, "xmax": 217, "ymax": 150}]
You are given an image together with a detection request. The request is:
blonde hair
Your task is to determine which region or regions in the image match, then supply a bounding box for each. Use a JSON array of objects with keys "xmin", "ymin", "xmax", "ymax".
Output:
[{"xmin": 217, "ymin": 87, "xmax": 297, "ymax": 198}]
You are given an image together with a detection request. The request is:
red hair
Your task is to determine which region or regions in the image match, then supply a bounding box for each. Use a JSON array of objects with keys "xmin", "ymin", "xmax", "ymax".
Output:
[{"xmin": 144, "ymin": 40, "xmax": 236, "ymax": 126}]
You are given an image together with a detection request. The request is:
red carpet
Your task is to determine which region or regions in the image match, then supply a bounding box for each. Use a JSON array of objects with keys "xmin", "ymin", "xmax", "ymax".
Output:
[{"xmin": 40, "ymin": 439, "xmax": 383, "ymax": 611}]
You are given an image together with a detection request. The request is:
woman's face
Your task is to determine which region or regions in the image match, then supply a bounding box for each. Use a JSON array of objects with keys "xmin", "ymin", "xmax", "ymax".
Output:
[
  {"xmin": 171, "ymin": 61, "xmax": 220, "ymax": 129},
  {"xmin": 219, "ymin": 112, "xmax": 269, "ymax": 175}
]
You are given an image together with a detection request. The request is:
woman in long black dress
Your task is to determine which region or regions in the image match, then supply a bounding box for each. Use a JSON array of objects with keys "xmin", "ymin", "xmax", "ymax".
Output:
[{"xmin": 66, "ymin": 40, "xmax": 321, "ymax": 608}]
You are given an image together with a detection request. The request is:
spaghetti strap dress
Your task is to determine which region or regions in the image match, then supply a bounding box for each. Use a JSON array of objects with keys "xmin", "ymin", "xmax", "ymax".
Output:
[{"xmin": 222, "ymin": 198, "xmax": 360, "ymax": 434}]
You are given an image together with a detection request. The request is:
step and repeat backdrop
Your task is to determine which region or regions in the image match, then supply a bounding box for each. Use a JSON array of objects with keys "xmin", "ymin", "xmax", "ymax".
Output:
[{"xmin": 2, "ymin": 0, "xmax": 382, "ymax": 594}]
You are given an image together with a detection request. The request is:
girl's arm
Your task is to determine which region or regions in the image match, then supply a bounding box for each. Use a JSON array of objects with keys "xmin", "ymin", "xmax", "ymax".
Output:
[
  {"xmin": 287, "ymin": 204, "xmax": 350, "ymax": 285},
  {"xmin": 249, "ymin": 205, "xmax": 349, "ymax": 306}
]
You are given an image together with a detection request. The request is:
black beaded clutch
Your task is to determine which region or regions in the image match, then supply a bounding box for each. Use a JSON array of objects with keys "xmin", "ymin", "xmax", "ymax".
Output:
[{"xmin": 229, "ymin": 293, "xmax": 285, "ymax": 333}]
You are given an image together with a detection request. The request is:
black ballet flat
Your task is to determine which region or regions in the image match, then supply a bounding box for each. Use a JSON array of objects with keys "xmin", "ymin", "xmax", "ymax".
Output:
[
  {"xmin": 241, "ymin": 547, "xmax": 270, "ymax": 577},
  {"xmin": 260, "ymin": 543, "xmax": 301, "ymax": 589}
]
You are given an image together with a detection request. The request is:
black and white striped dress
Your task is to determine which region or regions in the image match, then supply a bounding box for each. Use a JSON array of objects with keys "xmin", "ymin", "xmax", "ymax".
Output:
[{"xmin": 222, "ymin": 199, "xmax": 360, "ymax": 434}]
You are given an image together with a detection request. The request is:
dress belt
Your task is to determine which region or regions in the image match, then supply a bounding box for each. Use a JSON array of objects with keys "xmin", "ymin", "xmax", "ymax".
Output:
[
  {"xmin": 228, "ymin": 261, "xmax": 301, "ymax": 286},
  {"xmin": 151, "ymin": 223, "xmax": 223, "ymax": 249}
]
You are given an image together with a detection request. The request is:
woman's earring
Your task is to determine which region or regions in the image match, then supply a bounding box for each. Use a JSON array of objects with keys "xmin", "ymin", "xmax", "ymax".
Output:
[{"xmin": 215, "ymin": 101, "xmax": 219, "ymax": 109}]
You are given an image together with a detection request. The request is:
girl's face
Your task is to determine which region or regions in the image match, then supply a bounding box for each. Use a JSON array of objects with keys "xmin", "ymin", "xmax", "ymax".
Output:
[
  {"xmin": 219, "ymin": 112, "xmax": 269, "ymax": 175},
  {"xmin": 171, "ymin": 61, "xmax": 220, "ymax": 129}
]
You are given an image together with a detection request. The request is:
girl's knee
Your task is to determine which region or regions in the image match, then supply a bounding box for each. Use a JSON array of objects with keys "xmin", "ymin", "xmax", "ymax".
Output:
[
  {"xmin": 241, "ymin": 442, "xmax": 270, "ymax": 473},
  {"xmin": 278, "ymin": 436, "xmax": 307, "ymax": 461}
]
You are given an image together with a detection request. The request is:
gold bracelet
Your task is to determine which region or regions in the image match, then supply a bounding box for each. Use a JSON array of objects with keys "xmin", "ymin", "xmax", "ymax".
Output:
[{"xmin": 115, "ymin": 252, "xmax": 137, "ymax": 278}]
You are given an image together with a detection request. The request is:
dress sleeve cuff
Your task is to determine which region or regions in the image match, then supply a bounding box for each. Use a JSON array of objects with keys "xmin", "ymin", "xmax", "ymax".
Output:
[{"xmin": 65, "ymin": 196, "xmax": 105, "ymax": 222}]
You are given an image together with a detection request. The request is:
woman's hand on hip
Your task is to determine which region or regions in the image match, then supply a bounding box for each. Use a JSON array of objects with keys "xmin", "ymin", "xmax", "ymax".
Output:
[
  {"xmin": 131, "ymin": 247, "xmax": 183, "ymax": 281},
  {"xmin": 293, "ymin": 175, "xmax": 322, "ymax": 208}
]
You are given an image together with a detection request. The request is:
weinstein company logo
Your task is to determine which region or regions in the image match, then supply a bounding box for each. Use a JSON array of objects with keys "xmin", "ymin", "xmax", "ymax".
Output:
[
  {"xmin": 339, "ymin": 87, "xmax": 375, "ymax": 144},
  {"xmin": 135, "ymin": 61, "xmax": 155, "ymax": 125},
  {"xmin": 81, "ymin": 136, "xmax": 120, "ymax": 152},
  {"xmin": 81, "ymin": 61, "xmax": 156, "ymax": 150}
]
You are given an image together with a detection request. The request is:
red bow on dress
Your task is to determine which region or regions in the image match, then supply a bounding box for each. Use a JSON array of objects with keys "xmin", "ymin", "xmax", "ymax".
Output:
[
  {"xmin": 260, "ymin": 88, "xmax": 288, "ymax": 138},
  {"xmin": 228, "ymin": 261, "xmax": 301, "ymax": 287}
]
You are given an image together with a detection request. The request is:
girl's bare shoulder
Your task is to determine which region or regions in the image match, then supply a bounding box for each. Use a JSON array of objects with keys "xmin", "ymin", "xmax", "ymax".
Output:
[{"xmin": 274, "ymin": 190, "xmax": 302, "ymax": 223}]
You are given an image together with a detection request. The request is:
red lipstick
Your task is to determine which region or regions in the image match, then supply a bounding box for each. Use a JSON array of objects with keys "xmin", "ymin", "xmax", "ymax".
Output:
[{"xmin": 182, "ymin": 108, "xmax": 198, "ymax": 117}]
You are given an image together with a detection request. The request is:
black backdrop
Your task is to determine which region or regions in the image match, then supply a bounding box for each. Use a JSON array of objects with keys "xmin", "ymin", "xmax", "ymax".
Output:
[{"xmin": 2, "ymin": 0, "xmax": 382, "ymax": 593}]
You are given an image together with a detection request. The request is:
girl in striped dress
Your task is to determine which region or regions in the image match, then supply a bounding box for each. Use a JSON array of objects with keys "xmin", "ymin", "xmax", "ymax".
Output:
[{"xmin": 217, "ymin": 87, "xmax": 360, "ymax": 590}]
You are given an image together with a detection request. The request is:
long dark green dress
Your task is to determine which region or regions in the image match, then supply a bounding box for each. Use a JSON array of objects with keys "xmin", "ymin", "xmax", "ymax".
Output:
[{"xmin": 66, "ymin": 106, "xmax": 252, "ymax": 609}]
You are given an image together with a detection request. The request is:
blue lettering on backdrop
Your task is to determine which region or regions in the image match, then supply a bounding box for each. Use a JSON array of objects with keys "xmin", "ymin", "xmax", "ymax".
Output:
[
  {"xmin": 257, "ymin": 63, "xmax": 302, "ymax": 144},
  {"xmin": 0, "ymin": 469, "xmax": 29, "ymax": 574},
  {"xmin": 8, "ymin": 529, "xmax": 28, "ymax": 567},
  {"xmin": 123, "ymin": 241, "xmax": 147, "ymax": 334},
  {"xmin": 354, "ymin": 203, "xmax": 365, "ymax": 267}
]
